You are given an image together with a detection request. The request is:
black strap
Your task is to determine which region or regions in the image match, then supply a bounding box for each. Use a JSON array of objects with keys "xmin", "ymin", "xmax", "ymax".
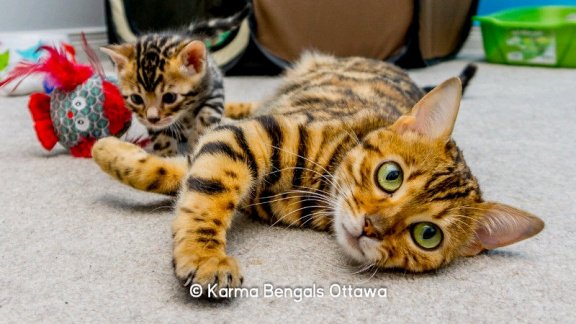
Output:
[
  {"xmin": 394, "ymin": 0, "xmax": 427, "ymax": 69},
  {"xmin": 395, "ymin": 0, "xmax": 479, "ymax": 68}
]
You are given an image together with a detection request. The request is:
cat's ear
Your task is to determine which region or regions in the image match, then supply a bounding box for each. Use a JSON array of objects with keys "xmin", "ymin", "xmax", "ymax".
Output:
[
  {"xmin": 391, "ymin": 77, "xmax": 462, "ymax": 141},
  {"xmin": 461, "ymin": 202, "xmax": 545, "ymax": 256},
  {"xmin": 179, "ymin": 40, "xmax": 206, "ymax": 75},
  {"xmin": 100, "ymin": 44, "xmax": 134, "ymax": 71}
]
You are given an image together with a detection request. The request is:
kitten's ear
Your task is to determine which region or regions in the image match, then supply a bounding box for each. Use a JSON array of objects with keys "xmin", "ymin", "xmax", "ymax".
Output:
[
  {"xmin": 179, "ymin": 40, "xmax": 206, "ymax": 74},
  {"xmin": 461, "ymin": 202, "xmax": 545, "ymax": 256},
  {"xmin": 100, "ymin": 44, "xmax": 134, "ymax": 70},
  {"xmin": 391, "ymin": 77, "xmax": 462, "ymax": 141}
]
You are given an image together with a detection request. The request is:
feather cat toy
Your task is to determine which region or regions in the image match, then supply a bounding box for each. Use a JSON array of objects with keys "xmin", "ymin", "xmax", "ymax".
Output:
[{"xmin": 0, "ymin": 41, "xmax": 132, "ymax": 157}]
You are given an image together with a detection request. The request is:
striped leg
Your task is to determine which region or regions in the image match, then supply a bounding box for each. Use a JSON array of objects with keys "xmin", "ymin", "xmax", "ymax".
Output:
[{"xmin": 172, "ymin": 120, "xmax": 268, "ymax": 293}]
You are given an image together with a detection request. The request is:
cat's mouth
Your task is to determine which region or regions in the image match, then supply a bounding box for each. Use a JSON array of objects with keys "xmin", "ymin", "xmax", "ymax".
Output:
[
  {"xmin": 338, "ymin": 222, "xmax": 367, "ymax": 261},
  {"xmin": 139, "ymin": 116, "xmax": 175, "ymax": 130},
  {"xmin": 342, "ymin": 224, "xmax": 362, "ymax": 251}
]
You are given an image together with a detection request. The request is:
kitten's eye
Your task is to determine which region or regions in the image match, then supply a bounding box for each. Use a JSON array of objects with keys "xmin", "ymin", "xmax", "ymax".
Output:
[
  {"xmin": 130, "ymin": 94, "xmax": 144, "ymax": 105},
  {"xmin": 376, "ymin": 161, "xmax": 403, "ymax": 193},
  {"xmin": 162, "ymin": 92, "xmax": 177, "ymax": 104},
  {"xmin": 411, "ymin": 222, "xmax": 443, "ymax": 250}
]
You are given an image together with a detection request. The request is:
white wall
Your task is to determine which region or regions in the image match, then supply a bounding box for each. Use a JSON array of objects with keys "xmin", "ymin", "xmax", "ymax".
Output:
[{"xmin": 0, "ymin": 0, "xmax": 105, "ymax": 32}]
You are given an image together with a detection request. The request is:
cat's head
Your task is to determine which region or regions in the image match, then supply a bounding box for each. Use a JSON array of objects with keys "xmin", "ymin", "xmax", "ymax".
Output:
[
  {"xmin": 333, "ymin": 78, "xmax": 544, "ymax": 272},
  {"xmin": 101, "ymin": 36, "xmax": 209, "ymax": 129}
]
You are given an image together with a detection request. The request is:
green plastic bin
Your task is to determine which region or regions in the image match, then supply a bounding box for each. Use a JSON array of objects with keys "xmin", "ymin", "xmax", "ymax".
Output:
[{"xmin": 474, "ymin": 6, "xmax": 576, "ymax": 67}]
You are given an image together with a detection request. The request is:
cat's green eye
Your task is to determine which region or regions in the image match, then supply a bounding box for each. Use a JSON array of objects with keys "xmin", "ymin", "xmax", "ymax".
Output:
[
  {"xmin": 376, "ymin": 161, "xmax": 403, "ymax": 193},
  {"xmin": 162, "ymin": 92, "xmax": 177, "ymax": 104},
  {"xmin": 411, "ymin": 222, "xmax": 443, "ymax": 250},
  {"xmin": 130, "ymin": 94, "xmax": 143, "ymax": 105}
]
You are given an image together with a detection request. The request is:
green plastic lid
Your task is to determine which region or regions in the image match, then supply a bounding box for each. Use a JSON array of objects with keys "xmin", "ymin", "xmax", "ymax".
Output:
[{"xmin": 474, "ymin": 6, "xmax": 576, "ymax": 28}]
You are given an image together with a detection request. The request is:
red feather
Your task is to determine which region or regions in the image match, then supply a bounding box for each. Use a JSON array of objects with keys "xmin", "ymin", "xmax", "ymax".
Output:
[
  {"xmin": 81, "ymin": 33, "xmax": 105, "ymax": 79},
  {"xmin": 102, "ymin": 80, "xmax": 132, "ymax": 135},
  {"xmin": 62, "ymin": 43, "xmax": 77, "ymax": 62},
  {"xmin": 126, "ymin": 136, "xmax": 151, "ymax": 148},
  {"xmin": 0, "ymin": 45, "xmax": 92, "ymax": 92},
  {"xmin": 0, "ymin": 61, "xmax": 43, "ymax": 92},
  {"xmin": 28, "ymin": 93, "xmax": 58, "ymax": 150}
]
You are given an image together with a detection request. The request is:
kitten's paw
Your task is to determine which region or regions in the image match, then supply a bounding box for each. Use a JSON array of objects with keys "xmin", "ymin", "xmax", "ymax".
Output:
[
  {"xmin": 224, "ymin": 102, "xmax": 258, "ymax": 119},
  {"xmin": 92, "ymin": 136, "xmax": 185, "ymax": 194},
  {"xmin": 174, "ymin": 254, "xmax": 243, "ymax": 298}
]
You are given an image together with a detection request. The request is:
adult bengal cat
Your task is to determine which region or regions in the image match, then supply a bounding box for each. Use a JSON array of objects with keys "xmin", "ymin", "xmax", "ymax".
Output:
[{"xmin": 92, "ymin": 53, "xmax": 544, "ymax": 297}]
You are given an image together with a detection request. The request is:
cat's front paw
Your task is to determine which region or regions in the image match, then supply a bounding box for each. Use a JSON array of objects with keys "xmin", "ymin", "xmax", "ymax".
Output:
[
  {"xmin": 174, "ymin": 254, "xmax": 243, "ymax": 298},
  {"xmin": 92, "ymin": 137, "xmax": 148, "ymax": 173}
]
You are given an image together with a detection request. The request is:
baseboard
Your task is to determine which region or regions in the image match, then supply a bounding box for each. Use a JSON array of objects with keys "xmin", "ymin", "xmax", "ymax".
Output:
[
  {"xmin": 0, "ymin": 27, "xmax": 106, "ymax": 44},
  {"xmin": 0, "ymin": 27, "xmax": 110, "ymax": 64},
  {"xmin": 67, "ymin": 27, "xmax": 109, "ymax": 50}
]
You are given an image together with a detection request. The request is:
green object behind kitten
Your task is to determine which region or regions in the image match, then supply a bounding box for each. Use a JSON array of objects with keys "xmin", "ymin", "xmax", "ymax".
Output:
[{"xmin": 92, "ymin": 52, "xmax": 544, "ymax": 297}]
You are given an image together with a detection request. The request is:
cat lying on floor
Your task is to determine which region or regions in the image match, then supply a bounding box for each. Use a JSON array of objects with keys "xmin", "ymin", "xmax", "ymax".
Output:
[{"xmin": 92, "ymin": 52, "xmax": 544, "ymax": 297}]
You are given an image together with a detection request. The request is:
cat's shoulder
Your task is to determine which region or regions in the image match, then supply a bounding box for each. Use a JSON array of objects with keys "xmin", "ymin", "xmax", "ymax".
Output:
[{"xmin": 287, "ymin": 51, "xmax": 409, "ymax": 80}]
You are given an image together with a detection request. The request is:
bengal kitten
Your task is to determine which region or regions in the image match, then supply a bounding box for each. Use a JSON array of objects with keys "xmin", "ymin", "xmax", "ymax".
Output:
[
  {"xmin": 92, "ymin": 53, "xmax": 544, "ymax": 295},
  {"xmin": 101, "ymin": 6, "xmax": 251, "ymax": 156}
]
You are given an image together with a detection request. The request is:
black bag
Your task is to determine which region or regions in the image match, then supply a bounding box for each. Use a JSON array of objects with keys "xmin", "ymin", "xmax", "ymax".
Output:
[
  {"xmin": 105, "ymin": 0, "xmax": 478, "ymax": 74},
  {"xmin": 105, "ymin": 0, "xmax": 255, "ymax": 72}
]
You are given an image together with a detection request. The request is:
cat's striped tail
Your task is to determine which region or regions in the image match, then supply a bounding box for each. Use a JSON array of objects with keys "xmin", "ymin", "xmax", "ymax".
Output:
[
  {"xmin": 92, "ymin": 137, "xmax": 186, "ymax": 195},
  {"xmin": 187, "ymin": 4, "xmax": 251, "ymax": 39},
  {"xmin": 422, "ymin": 63, "xmax": 477, "ymax": 94},
  {"xmin": 458, "ymin": 63, "xmax": 477, "ymax": 92}
]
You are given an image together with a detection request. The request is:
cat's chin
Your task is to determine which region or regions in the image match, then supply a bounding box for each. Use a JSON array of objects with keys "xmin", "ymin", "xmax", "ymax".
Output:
[
  {"xmin": 335, "ymin": 222, "xmax": 366, "ymax": 263},
  {"xmin": 139, "ymin": 117, "xmax": 175, "ymax": 130}
]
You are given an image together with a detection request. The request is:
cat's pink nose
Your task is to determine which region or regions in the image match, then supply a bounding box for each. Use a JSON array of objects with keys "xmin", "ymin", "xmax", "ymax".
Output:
[
  {"xmin": 147, "ymin": 116, "xmax": 161, "ymax": 124},
  {"xmin": 146, "ymin": 107, "xmax": 161, "ymax": 123},
  {"xmin": 362, "ymin": 217, "xmax": 381, "ymax": 239}
]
